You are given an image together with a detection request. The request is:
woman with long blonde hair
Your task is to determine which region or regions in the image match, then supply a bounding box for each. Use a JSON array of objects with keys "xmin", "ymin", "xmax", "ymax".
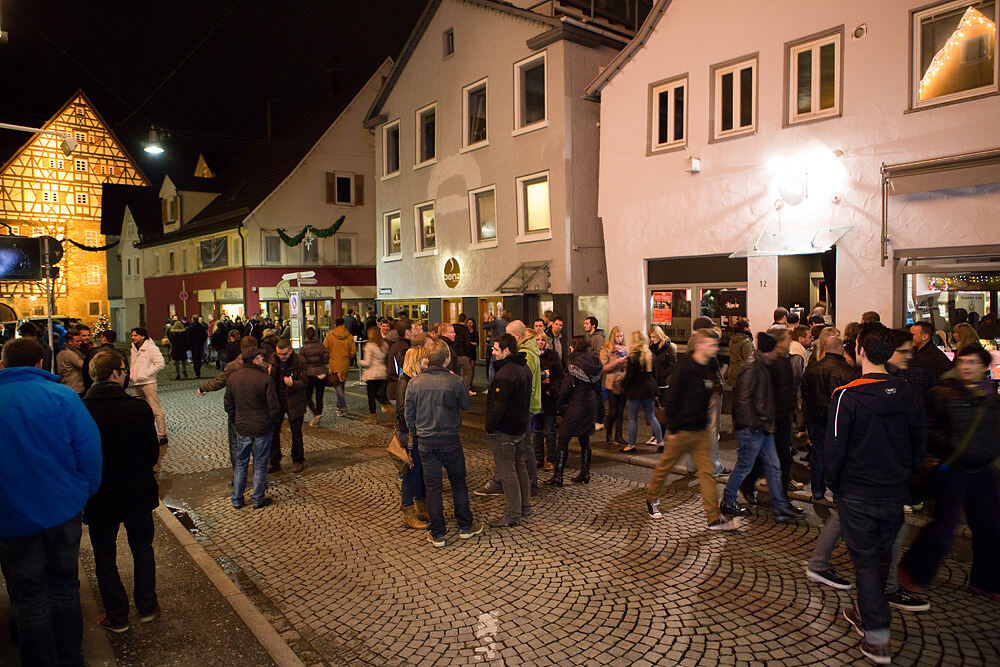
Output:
[
  {"xmin": 810, "ymin": 326, "xmax": 841, "ymax": 366},
  {"xmin": 396, "ymin": 346, "xmax": 429, "ymax": 529},
  {"xmin": 951, "ymin": 322, "xmax": 979, "ymax": 351},
  {"xmin": 599, "ymin": 326, "xmax": 628, "ymax": 446},
  {"xmin": 620, "ymin": 331, "xmax": 664, "ymax": 453}
]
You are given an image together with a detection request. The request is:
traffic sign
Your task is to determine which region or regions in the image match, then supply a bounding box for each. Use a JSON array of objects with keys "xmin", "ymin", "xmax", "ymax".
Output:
[{"xmin": 179, "ymin": 291, "xmax": 189, "ymax": 301}]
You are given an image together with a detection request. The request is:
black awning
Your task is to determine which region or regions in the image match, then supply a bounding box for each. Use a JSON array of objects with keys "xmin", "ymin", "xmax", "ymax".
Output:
[{"xmin": 496, "ymin": 261, "xmax": 551, "ymax": 294}]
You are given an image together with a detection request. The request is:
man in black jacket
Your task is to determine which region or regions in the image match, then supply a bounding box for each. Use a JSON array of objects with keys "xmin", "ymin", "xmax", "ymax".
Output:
[
  {"xmin": 720, "ymin": 332, "xmax": 798, "ymax": 522},
  {"xmin": 454, "ymin": 314, "xmax": 475, "ymax": 394},
  {"xmin": 827, "ymin": 322, "xmax": 926, "ymax": 665},
  {"xmin": 225, "ymin": 348, "xmax": 280, "ymax": 509},
  {"xmin": 268, "ymin": 338, "xmax": 308, "ymax": 473},
  {"xmin": 644, "ymin": 330, "xmax": 738, "ymax": 531},
  {"xmin": 83, "ymin": 351, "xmax": 161, "ymax": 632},
  {"xmin": 485, "ymin": 334, "xmax": 533, "ymax": 528},
  {"xmin": 909, "ymin": 321, "xmax": 952, "ymax": 379}
]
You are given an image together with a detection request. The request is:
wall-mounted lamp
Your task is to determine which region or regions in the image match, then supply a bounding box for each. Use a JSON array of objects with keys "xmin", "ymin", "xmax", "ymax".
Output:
[
  {"xmin": 686, "ymin": 156, "xmax": 701, "ymax": 173},
  {"xmin": 852, "ymin": 24, "xmax": 867, "ymax": 40}
]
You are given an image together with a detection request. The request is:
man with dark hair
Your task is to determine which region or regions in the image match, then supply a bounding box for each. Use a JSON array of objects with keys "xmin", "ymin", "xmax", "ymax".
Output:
[
  {"xmin": 454, "ymin": 313, "xmax": 475, "ymax": 395},
  {"xmin": 0, "ymin": 338, "xmax": 102, "ymax": 665},
  {"xmin": 130, "ymin": 327, "xmax": 168, "ymax": 445},
  {"xmin": 909, "ymin": 321, "xmax": 952, "ymax": 379},
  {"xmin": 484, "ymin": 333, "xmax": 533, "ymax": 528},
  {"xmin": 546, "ymin": 314, "xmax": 568, "ymax": 369},
  {"xmin": 226, "ymin": 347, "xmax": 280, "ymax": 508},
  {"xmin": 827, "ymin": 322, "xmax": 926, "ymax": 664},
  {"xmin": 83, "ymin": 329, "xmax": 124, "ymax": 392},
  {"xmin": 772, "ymin": 307, "xmax": 789, "ymax": 329},
  {"xmin": 83, "ymin": 351, "xmax": 161, "ymax": 632},
  {"xmin": 861, "ymin": 311, "xmax": 881, "ymax": 323},
  {"xmin": 387, "ymin": 318, "xmax": 413, "ymax": 404},
  {"xmin": 199, "ymin": 336, "xmax": 259, "ymax": 467},
  {"xmin": 583, "ymin": 316, "xmax": 604, "ymax": 355},
  {"xmin": 17, "ymin": 321, "xmax": 53, "ymax": 371},
  {"xmin": 405, "ymin": 339, "xmax": 482, "ymax": 546},
  {"xmin": 786, "ymin": 311, "xmax": 800, "ymax": 325},
  {"xmin": 268, "ymin": 338, "xmax": 308, "ymax": 473},
  {"xmin": 57, "ymin": 329, "xmax": 86, "ymax": 395}
]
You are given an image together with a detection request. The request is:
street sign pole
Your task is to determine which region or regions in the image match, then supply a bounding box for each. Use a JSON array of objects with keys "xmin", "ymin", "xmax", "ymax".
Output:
[
  {"xmin": 281, "ymin": 271, "xmax": 315, "ymax": 349},
  {"xmin": 43, "ymin": 236, "xmax": 54, "ymax": 372}
]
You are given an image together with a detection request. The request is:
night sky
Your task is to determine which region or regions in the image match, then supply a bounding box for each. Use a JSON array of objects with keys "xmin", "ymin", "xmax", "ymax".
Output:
[{"xmin": 0, "ymin": 0, "xmax": 429, "ymax": 183}]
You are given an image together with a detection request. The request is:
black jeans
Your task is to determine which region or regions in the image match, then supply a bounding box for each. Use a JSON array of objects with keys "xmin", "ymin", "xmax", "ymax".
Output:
[
  {"xmin": 533, "ymin": 411, "xmax": 557, "ymax": 464},
  {"xmin": 605, "ymin": 392, "xmax": 626, "ymax": 436},
  {"xmin": 900, "ymin": 468, "xmax": 1000, "ymax": 593},
  {"xmin": 366, "ymin": 379, "xmax": 388, "ymax": 414},
  {"xmin": 269, "ymin": 409, "xmax": 304, "ymax": 465},
  {"xmin": 491, "ymin": 433, "xmax": 532, "ymax": 523},
  {"xmin": 88, "ymin": 513, "xmax": 158, "ymax": 625},
  {"xmin": 837, "ymin": 494, "xmax": 904, "ymax": 645},
  {"xmin": 808, "ymin": 419, "xmax": 828, "ymax": 498},
  {"xmin": 419, "ymin": 436, "xmax": 474, "ymax": 539},
  {"xmin": 306, "ymin": 376, "xmax": 326, "ymax": 416},
  {"xmin": 191, "ymin": 349, "xmax": 204, "ymax": 377},
  {"xmin": 0, "ymin": 514, "xmax": 84, "ymax": 667}
]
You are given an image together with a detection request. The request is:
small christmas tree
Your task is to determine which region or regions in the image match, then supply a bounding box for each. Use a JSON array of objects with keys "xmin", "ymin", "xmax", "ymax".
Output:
[{"xmin": 94, "ymin": 312, "xmax": 111, "ymax": 336}]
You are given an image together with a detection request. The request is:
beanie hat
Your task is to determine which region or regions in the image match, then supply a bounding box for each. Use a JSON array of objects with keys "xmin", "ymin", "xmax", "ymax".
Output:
[
  {"xmin": 693, "ymin": 316, "xmax": 715, "ymax": 330},
  {"xmin": 756, "ymin": 332, "xmax": 777, "ymax": 353}
]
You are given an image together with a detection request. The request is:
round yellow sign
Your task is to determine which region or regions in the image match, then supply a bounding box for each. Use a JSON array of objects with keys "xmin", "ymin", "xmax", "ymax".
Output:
[{"xmin": 444, "ymin": 258, "xmax": 461, "ymax": 288}]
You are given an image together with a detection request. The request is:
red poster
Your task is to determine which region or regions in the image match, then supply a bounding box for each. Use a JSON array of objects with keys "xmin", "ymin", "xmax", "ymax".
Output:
[{"xmin": 652, "ymin": 291, "xmax": 672, "ymax": 325}]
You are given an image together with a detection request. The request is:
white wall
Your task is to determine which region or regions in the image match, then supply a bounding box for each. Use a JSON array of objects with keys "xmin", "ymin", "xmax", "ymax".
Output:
[{"xmin": 598, "ymin": 0, "xmax": 1000, "ymax": 334}]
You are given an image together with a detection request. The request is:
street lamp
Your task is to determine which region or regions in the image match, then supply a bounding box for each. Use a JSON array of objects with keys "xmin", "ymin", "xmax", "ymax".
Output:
[
  {"xmin": 0, "ymin": 122, "xmax": 77, "ymax": 155},
  {"xmin": 143, "ymin": 127, "xmax": 165, "ymax": 154}
]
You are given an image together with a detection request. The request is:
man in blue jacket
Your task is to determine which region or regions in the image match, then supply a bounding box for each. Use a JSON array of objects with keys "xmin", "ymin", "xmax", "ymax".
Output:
[{"xmin": 0, "ymin": 338, "xmax": 102, "ymax": 666}]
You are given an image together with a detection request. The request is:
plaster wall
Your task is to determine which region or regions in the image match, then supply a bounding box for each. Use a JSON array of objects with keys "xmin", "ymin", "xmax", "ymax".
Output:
[{"xmin": 597, "ymin": 0, "xmax": 1000, "ymax": 333}]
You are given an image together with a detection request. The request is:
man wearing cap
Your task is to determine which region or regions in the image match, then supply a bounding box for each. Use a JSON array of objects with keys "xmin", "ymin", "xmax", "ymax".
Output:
[{"xmin": 224, "ymin": 347, "xmax": 280, "ymax": 509}]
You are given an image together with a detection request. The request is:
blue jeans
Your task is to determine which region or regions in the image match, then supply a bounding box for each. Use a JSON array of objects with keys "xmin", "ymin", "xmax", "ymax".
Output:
[
  {"xmin": 0, "ymin": 514, "xmax": 84, "ymax": 667},
  {"xmin": 808, "ymin": 420, "xmax": 828, "ymax": 498},
  {"xmin": 628, "ymin": 398, "xmax": 663, "ymax": 446},
  {"xmin": 723, "ymin": 428, "xmax": 788, "ymax": 513},
  {"xmin": 232, "ymin": 432, "xmax": 272, "ymax": 507},
  {"xmin": 419, "ymin": 437, "xmax": 474, "ymax": 539},
  {"xmin": 399, "ymin": 432, "xmax": 426, "ymax": 508},
  {"xmin": 332, "ymin": 382, "xmax": 347, "ymax": 409}
]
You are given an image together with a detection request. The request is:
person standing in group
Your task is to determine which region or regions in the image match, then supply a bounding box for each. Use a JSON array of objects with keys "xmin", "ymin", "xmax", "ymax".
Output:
[
  {"xmin": 827, "ymin": 322, "xmax": 926, "ymax": 665},
  {"xmin": 583, "ymin": 316, "xmax": 605, "ymax": 355},
  {"xmin": 546, "ymin": 315, "xmax": 569, "ymax": 370},
  {"xmin": 130, "ymin": 327, "xmax": 168, "ymax": 445},
  {"xmin": 404, "ymin": 340, "xmax": 482, "ymax": 547},
  {"xmin": 268, "ymin": 338, "xmax": 308, "ymax": 473},
  {"xmin": 483, "ymin": 310, "xmax": 509, "ymax": 384},
  {"xmin": 323, "ymin": 317, "xmax": 356, "ymax": 417},
  {"xmin": 645, "ymin": 329, "xmax": 739, "ymax": 531},
  {"xmin": 484, "ymin": 334, "xmax": 534, "ymax": 527},
  {"xmin": 534, "ymin": 332, "xmax": 564, "ymax": 471},
  {"xmin": 225, "ymin": 347, "xmax": 280, "ymax": 509},
  {"xmin": 454, "ymin": 313, "xmax": 475, "ymax": 395},
  {"xmin": 621, "ymin": 331, "xmax": 664, "ymax": 453},
  {"xmin": 167, "ymin": 319, "xmax": 189, "ymax": 380},
  {"xmin": 211, "ymin": 321, "xmax": 229, "ymax": 369},
  {"xmin": 726, "ymin": 318, "xmax": 754, "ymax": 385},
  {"xmin": 198, "ymin": 336, "xmax": 259, "ymax": 468},
  {"xmin": 466, "ymin": 317, "xmax": 479, "ymax": 389},
  {"xmin": 600, "ymin": 326, "xmax": 628, "ymax": 447},
  {"xmin": 360, "ymin": 325, "xmax": 393, "ymax": 425},
  {"xmin": 396, "ymin": 346, "xmax": 430, "ymax": 530},
  {"xmin": 909, "ymin": 321, "xmax": 953, "ymax": 380},
  {"xmin": 648, "ymin": 325, "xmax": 676, "ymax": 442},
  {"xmin": 57, "ymin": 328, "xmax": 86, "ymax": 396},
  {"xmin": 0, "ymin": 338, "xmax": 102, "ymax": 666},
  {"xmin": 188, "ymin": 316, "xmax": 208, "ymax": 379},
  {"xmin": 300, "ymin": 326, "xmax": 329, "ymax": 427},
  {"xmin": 547, "ymin": 336, "xmax": 602, "ymax": 486},
  {"xmin": 82, "ymin": 351, "xmax": 161, "ymax": 633},
  {"xmin": 222, "ymin": 329, "xmax": 241, "ymax": 365}
]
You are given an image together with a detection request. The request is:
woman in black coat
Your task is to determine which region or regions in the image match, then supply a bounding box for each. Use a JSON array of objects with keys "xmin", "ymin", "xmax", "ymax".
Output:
[
  {"xmin": 622, "ymin": 331, "xmax": 665, "ymax": 453},
  {"xmin": 547, "ymin": 336, "xmax": 602, "ymax": 486},
  {"xmin": 534, "ymin": 335, "xmax": 565, "ymax": 470}
]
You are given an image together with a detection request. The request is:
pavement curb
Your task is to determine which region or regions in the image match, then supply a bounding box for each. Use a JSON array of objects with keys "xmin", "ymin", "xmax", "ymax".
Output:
[{"xmin": 153, "ymin": 503, "xmax": 304, "ymax": 667}]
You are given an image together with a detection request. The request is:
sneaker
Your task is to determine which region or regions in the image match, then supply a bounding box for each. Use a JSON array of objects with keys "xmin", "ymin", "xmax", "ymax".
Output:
[
  {"xmin": 842, "ymin": 606, "xmax": 864, "ymax": 638},
  {"xmin": 903, "ymin": 502, "xmax": 924, "ymax": 513},
  {"xmin": 336, "ymin": 408, "xmax": 347, "ymax": 417},
  {"xmin": 707, "ymin": 517, "xmax": 741, "ymax": 531},
  {"xmin": 787, "ymin": 480, "xmax": 804, "ymax": 491},
  {"xmin": 860, "ymin": 641, "xmax": 892, "ymax": 665},
  {"xmin": 645, "ymin": 436, "xmax": 658, "ymax": 445},
  {"xmin": 886, "ymin": 590, "xmax": 930, "ymax": 612},
  {"xmin": 138, "ymin": 606, "xmax": 161, "ymax": 623},
  {"xmin": 720, "ymin": 501, "xmax": 751, "ymax": 518},
  {"xmin": 806, "ymin": 568, "xmax": 853, "ymax": 590},
  {"xmin": 488, "ymin": 518, "xmax": 520, "ymax": 528},
  {"xmin": 458, "ymin": 521, "xmax": 484, "ymax": 539},
  {"xmin": 714, "ymin": 467, "xmax": 732, "ymax": 477},
  {"xmin": 97, "ymin": 614, "xmax": 129, "ymax": 633},
  {"xmin": 646, "ymin": 499, "xmax": 663, "ymax": 519},
  {"xmin": 473, "ymin": 480, "xmax": 503, "ymax": 497},
  {"xmin": 427, "ymin": 533, "xmax": 446, "ymax": 548},
  {"xmin": 775, "ymin": 509, "xmax": 801, "ymax": 523},
  {"xmin": 594, "ymin": 423, "xmax": 605, "ymax": 431}
]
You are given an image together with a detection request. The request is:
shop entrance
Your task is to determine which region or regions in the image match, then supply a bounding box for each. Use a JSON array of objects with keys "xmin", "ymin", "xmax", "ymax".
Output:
[{"xmin": 478, "ymin": 297, "xmax": 504, "ymax": 359}]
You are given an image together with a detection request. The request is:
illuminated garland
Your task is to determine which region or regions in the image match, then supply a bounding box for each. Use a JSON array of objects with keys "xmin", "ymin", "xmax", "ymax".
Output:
[{"xmin": 276, "ymin": 216, "xmax": 345, "ymax": 247}]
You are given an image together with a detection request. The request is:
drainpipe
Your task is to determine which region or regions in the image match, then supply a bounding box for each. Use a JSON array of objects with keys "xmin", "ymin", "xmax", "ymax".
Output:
[
  {"xmin": 880, "ymin": 163, "xmax": 888, "ymax": 267},
  {"xmin": 238, "ymin": 223, "xmax": 248, "ymax": 317}
]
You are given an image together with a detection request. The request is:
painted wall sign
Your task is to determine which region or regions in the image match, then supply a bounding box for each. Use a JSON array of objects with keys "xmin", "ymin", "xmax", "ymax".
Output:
[{"xmin": 444, "ymin": 257, "xmax": 461, "ymax": 289}]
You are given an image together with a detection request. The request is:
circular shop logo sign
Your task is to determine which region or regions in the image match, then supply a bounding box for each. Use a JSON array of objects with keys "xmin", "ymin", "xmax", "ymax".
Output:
[{"xmin": 444, "ymin": 258, "xmax": 461, "ymax": 288}]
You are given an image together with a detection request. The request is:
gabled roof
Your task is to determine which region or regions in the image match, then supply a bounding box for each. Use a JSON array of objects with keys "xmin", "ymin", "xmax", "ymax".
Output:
[
  {"xmin": 585, "ymin": 0, "xmax": 672, "ymax": 98},
  {"xmin": 100, "ymin": 184, "xmax": 162, "ymax": 239},
  {"xmin": 167, "ymin": 173, "xmax": 219, "ymax": 193}
]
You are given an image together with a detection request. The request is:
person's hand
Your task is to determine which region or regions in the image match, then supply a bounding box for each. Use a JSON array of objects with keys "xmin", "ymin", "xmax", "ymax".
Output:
[
  {"xmin": 318, "ymin": 373, "xmax": 326, "ymax": 380},
  {"xmin": 283, "ymin": 375, "xmax": 293, "ymax": 387}
]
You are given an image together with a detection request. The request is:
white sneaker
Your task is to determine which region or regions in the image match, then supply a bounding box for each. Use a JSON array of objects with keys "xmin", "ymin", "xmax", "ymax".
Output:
[
  {"xmin": 645, "ymin": 436, "xmax": 658, "ymax": 445},
  {"xmin": 336, "ymin": 408, "xmax": 346, "ymax": 417},
  {"xmin": 646, "ymin": 499, "xmax": 663, "ymax": 519}
]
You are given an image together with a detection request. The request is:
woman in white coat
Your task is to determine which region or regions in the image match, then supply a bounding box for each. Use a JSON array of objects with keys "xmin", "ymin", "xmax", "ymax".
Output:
[{"xmin": 360, "ymin": 326, "xmax": 393, "ymax": 424}]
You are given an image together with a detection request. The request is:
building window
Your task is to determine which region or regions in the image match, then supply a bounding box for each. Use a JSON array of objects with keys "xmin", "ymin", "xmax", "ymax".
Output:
[
  {"xmin": 443, "ymin": 28, "xmax": 455, "ymax": 57},
  {"xmin": 415, "ymin": 103, "xmax": 437, "ymax": 165},
  {"xmin": 168, "ymin": 252, "xmax": 175, "ymax": 273},
  {"xmin": 74, "ymin": 158, "xmax": 87, "ymax": 172},
  {"xmin": 384, "ymin": 211, "xmax": 402, "ymax": 258},
  {"xmin": 48, "ymin": 158, "xmax": 56, "ymax": 169},
  {"xmin": 786, "ymin": 29, "xmax": 842, "ymax": 125},
  {"xmin": 263, "ymin": 232, "xmax": 283, "ymax": 263},
  {"xmin": 912, "ymin": 0, "xmax": 998, "ymax": 109},
  {"xmin": 75, "ymin": 107, "xmax": 85, "ymax": 117},
  {"xmin": 88, "ymin": 266, "xmax": 100, "ymax": 285},
  {"xmin": 462, "ymin": 78, "xmax": 488, "ymax": 149},
  {"xmin": 74, "ymin": 132, "xmax": 86, "ymax": 142},
  {"xmin": 42, "ymin": 191, "xmax": 58, "ymax": 203},
  {"xmin": 414, "ymin": 201, "xmax": 436, "ymax": 254},
  {"xmin": 200, "ymin": 236, "xmax": 228, "ymax": 269},
  {"xmin": 302, "ymin": 237, "xmax": 320, "ymax": 264},
  {"xmin": 126, "ymin": 258, "xmax": 132, "ymax": 276},
  {"xmin": 649, "ymin": 75, "xmax": 687, "ymax": 152},
  {"xmin": 336, "ymin": 235, "xmax": 355, "ymax": 265},
  {"xmin": 89, "ymin": 302, "xmax": 100, "ymax": 316},
  {"xmin": 136, "ymin": 257, "xmax": 140, "ymax": 275},
  {"xmin": 85, "ymin": 231, "xmax": 99, "ymax": 246},
  {"xmin": 382, "ymin": 120, "xmax": 400, "ymax": 178},
  {"xmin": 516, "ymin": 171, "xmax": 550, "ymax": 240},
  {"xmin": 711, "ymin": 55, "xmax": 758, "ymax": 141},
  {"xmin": 76, "ymin": 193, "xmax": 88, "ymax": 205},
  {"xmin": 326, "ymin": 172, "xmax": 361, "ymax": 205},
  {"xmin": 469, "ymin": 185, "xmax": 497, "ymax": 246},
  {"xmin": 514, "ymin": 53, "xmax": 547, "ymax": 131}
]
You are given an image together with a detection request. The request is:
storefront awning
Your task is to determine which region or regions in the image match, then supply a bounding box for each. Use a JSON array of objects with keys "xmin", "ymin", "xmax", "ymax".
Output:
[
  {"xmin": 729, "ymin": 225, "xmax": 852, "ymax": 258},
  {"xmin": 496, "ymin": 261, "xmax": 551, "ymax": 294},
  {"xmin": 883, "ymin": 148, "xmax": 1000, "ymax": 196}
]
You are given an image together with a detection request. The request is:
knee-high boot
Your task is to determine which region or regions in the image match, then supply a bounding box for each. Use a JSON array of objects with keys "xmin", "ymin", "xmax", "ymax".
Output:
[
  {"xmin": 572, "ymin": 442, "xmax": 591, "ymax": 483},
  {"xmin": 546, "ymin": 442, "xmax": 568, "ymax": 486},
  {"xmin": 613, "ymin": 417, "xmax": 626, "ymax": 446}
]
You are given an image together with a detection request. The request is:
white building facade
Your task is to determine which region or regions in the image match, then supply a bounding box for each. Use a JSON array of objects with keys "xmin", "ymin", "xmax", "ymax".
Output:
[{"xmin": 589, "ymin": 0, "xmax": 1000, "ymax": 343}]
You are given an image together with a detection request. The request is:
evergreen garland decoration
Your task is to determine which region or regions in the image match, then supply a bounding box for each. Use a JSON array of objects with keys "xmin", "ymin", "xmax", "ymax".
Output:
[
  {"xmin": 66, "ymin": 238, "xmax": 120, "ymax": 252},
  {"xmin": 276, "ymin": 216, "xmax": 345, "ymax": 247}
]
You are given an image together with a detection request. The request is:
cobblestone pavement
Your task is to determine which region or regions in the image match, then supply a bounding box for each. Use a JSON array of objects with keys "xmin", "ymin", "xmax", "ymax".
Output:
[{"xmin": 154, "ymin": 367, "xmax": 1000, "ymax": 666}]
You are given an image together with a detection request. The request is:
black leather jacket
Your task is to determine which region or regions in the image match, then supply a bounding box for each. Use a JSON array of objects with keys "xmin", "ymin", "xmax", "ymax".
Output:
[
  {"xmin": 732, "ymin": 357, "xmax": 775, "ymax": 433},
  {"xmin": 802, "ymin": 353, "xmax": 859, "ymax": 422}
]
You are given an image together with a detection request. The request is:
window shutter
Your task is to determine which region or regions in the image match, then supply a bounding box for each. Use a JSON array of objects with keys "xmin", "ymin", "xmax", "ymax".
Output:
[
  {"xmin": 326, "ymin": 172, "xmax": 337, "ymax": 203},
  {"xmin": 354, "ymin": 175, "xmax": 364, "ymax": 205}
]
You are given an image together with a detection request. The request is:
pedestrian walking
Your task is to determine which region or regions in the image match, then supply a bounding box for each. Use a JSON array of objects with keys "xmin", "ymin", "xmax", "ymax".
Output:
[
  {"xmin": 600, "ymin": 326, "xmax": 628, "ymax": 447},
  {"xmin": 225, "ymin": 347, "xmax": 280, "ymax": 509},
  {"xmin": 621, "ymin": 331, "xmax": 664, "ymax": 453},
  {"xmin": 300, "ymin": 326, "xmax": 329, "ymax": 426},
  {"xmin": 684, "ymin": 321, "xmax": 728, "ymax": 477},
  {"xmin": 82, "ymin": 351, "xmax": 161, "ymax": 633},
  {"xmin": 130, "ymin": 327, "xmax": 168, "ymax": 445},
  {"xmin": 547, "ymin": 336, "xmax": 602, "ymax": 486},
  {"xmin": 396, "ymin": 346, "xmax": 430, "ymax": 530},
  {"xmin": 323, "ymin": 317, "xmax": 356, "ymax": 417},
  {"xmin": 166, "ymin": 319, "xmax": 189, "ymax": 379},
  {"xmin": 360, "ymin": 326, "xmax": 393, "ymax": 425},
  {"xmin": 268, "ymin": 338, "xmax": 308, "ymax": 473},
  {"xmin": 188, "ymin": 316, "xmax": 208, "ymax": 379}
]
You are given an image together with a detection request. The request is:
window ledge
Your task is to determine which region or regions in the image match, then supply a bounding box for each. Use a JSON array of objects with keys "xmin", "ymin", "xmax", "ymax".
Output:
[
  {"xmin": 709, "ymin": 128, "xmax": 756, "ymax": 144},
  {"xmin": 470, "ymin": 240, "xmax": 498, "ymax": 250},
  {"xmin": 459, "ymin": 141, "xmax": 489, "ymax": 154},
  {"xmin": 512, "ymin": 121, "xmax": 549, "ymax": 137},
  {"xmin": 330, "ymin": 202, "xmax": 358, "ymax": 207},
  {"xmin": 647, "ymin": 141, "xmax": 686, "ymax": 156},
  {"xmin": 382, "ymin": 255, "xmax": 403, "ymax": 263},
  {"xmin": 413, "ymin": 158, "xmax": 437, "ymax": 171},
  {"xmin": 515, "ymin": 232, "xmax": 551, "ymax": 244},
  {"xmin": 381, "ymin": 171, "xmax": 401, "ymax": 182},
  {"xmin": 413, "ymin": 249, "xmax": 438, "ymax": 258}
]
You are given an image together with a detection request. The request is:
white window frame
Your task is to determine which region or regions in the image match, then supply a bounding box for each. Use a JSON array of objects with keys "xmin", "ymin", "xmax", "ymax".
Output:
[
  {"xmin": 382, "ymin": 119, "xmax": 401, "ymax": 179},
  {"xmin": 515, "ymin": 170, "xmax": 552, "ymax": 243},
  {"xmin": 649, "ymin": 74, "xmax": 688, "ymax": 153},
  {"xmin": 414, "ymin": 102, "xmax": 437, "ymax": 168},
  {"xmin": 335, "ymin": 233, "xmax": 357, "ymax": 265},
  {"xmin": 710, "ymin": 54, "xmax": 758, "ymax": 142},
  {"xmin": 513, "ymin": 52, "xmax": 548, "ymax": 135},
  {"xmin": 74, "ymin": 158, "xmax": 87, "ymax": 172},
  {"xmin": 461, "ymin": 77, "xmax": 489, "ymax": 152},
  {"xmin": 468, "ymin": 185, "xmax": 498, "ymax": 249},
  {"xmin": 910, "ymin": 0, "xmax": 1000, "ymax": 110},
  {"xmin": 262, "ymin": 231, "xmax": 284, "ymax": 265},
  {"xmin": 383, "ymin": 210, "xmax": 402, "ymax": 261},
  {"xmin": 76, "ymin": 192, "xmax": 88, "ymax": 205},
  {"xmin": 333, "ymin": 172, "xmax": 356, "ymax": 205},
  {"xmin": 413, "ymin": 200, "xmax": 438, "ymax": 257},
  {"xmin": 786, "ymin": 28, "xmax": 843, "ymax": 126}
]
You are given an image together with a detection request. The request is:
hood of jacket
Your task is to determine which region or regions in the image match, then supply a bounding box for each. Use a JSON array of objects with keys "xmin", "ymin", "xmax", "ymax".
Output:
[
  {"xmin": 567, "ymin": 350, "xmax": 602, "ymax": 383},
  {"xmin": 168, "ymin": 321, "xmax": 186, "ymax": 333},
  {"xmin": 494, "ymin": 350, "xmax": 527, "ymax": 372},
  {"xmin": 332, "ymin": 325, "xmax": 352, "ymax": 340},
  {"xmin": 518, "ymin": 337, "xmax": 540, "ymax": 362},
  {"xmin": 385, "ymin": 329, "xmax": 399, "ymax": 344},
  {"xmin": 834, "ymin": 373, "xmax": 909, "ymax": 416}
]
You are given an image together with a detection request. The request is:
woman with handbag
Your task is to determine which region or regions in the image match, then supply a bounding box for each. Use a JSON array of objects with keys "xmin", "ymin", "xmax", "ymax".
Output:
[
  {"xmin": 599, "ymin": 326, "xmax": 628, "ymax": 446},
  {"xmin": 360, "ymin": 326, "xmax": 393, "ymax": 425},
  {"xmin": 622, "ymin": 332, "xmax": 665, "ymax": 454},
  {"xmin": 300, "ymin": 326, "xmax": 329, "ymax": 426},
  {"xmin": 395, "ymin": 346, "xmax": 430, "ymax": 529}
]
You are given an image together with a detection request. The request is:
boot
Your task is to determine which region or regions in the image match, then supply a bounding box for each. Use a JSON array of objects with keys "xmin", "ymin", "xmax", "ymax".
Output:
[
  {"xmin": 363, "ymin": 414, "xmax": 378, "ymax": 425},
  {"xmin": 546, "ymin": 447, "xmax": 567, "ymax": 486},
  {"xmin": 603, "ymin": 418, "xmax": 614, "ymax": 444},
  {"xmin": 413, "ymin": 498, "xmax": 430, "ymax": 522},
  {"xmin": 401, "ymin": 505, "xmax": 430, "ymax": 529},
  {"xmin": 572, "ymin": 446, "xmax": 591, "ymax": 484},
  {"xmin": 614, "ymin": 419, "xmax": 627, "ymax": 447}
]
